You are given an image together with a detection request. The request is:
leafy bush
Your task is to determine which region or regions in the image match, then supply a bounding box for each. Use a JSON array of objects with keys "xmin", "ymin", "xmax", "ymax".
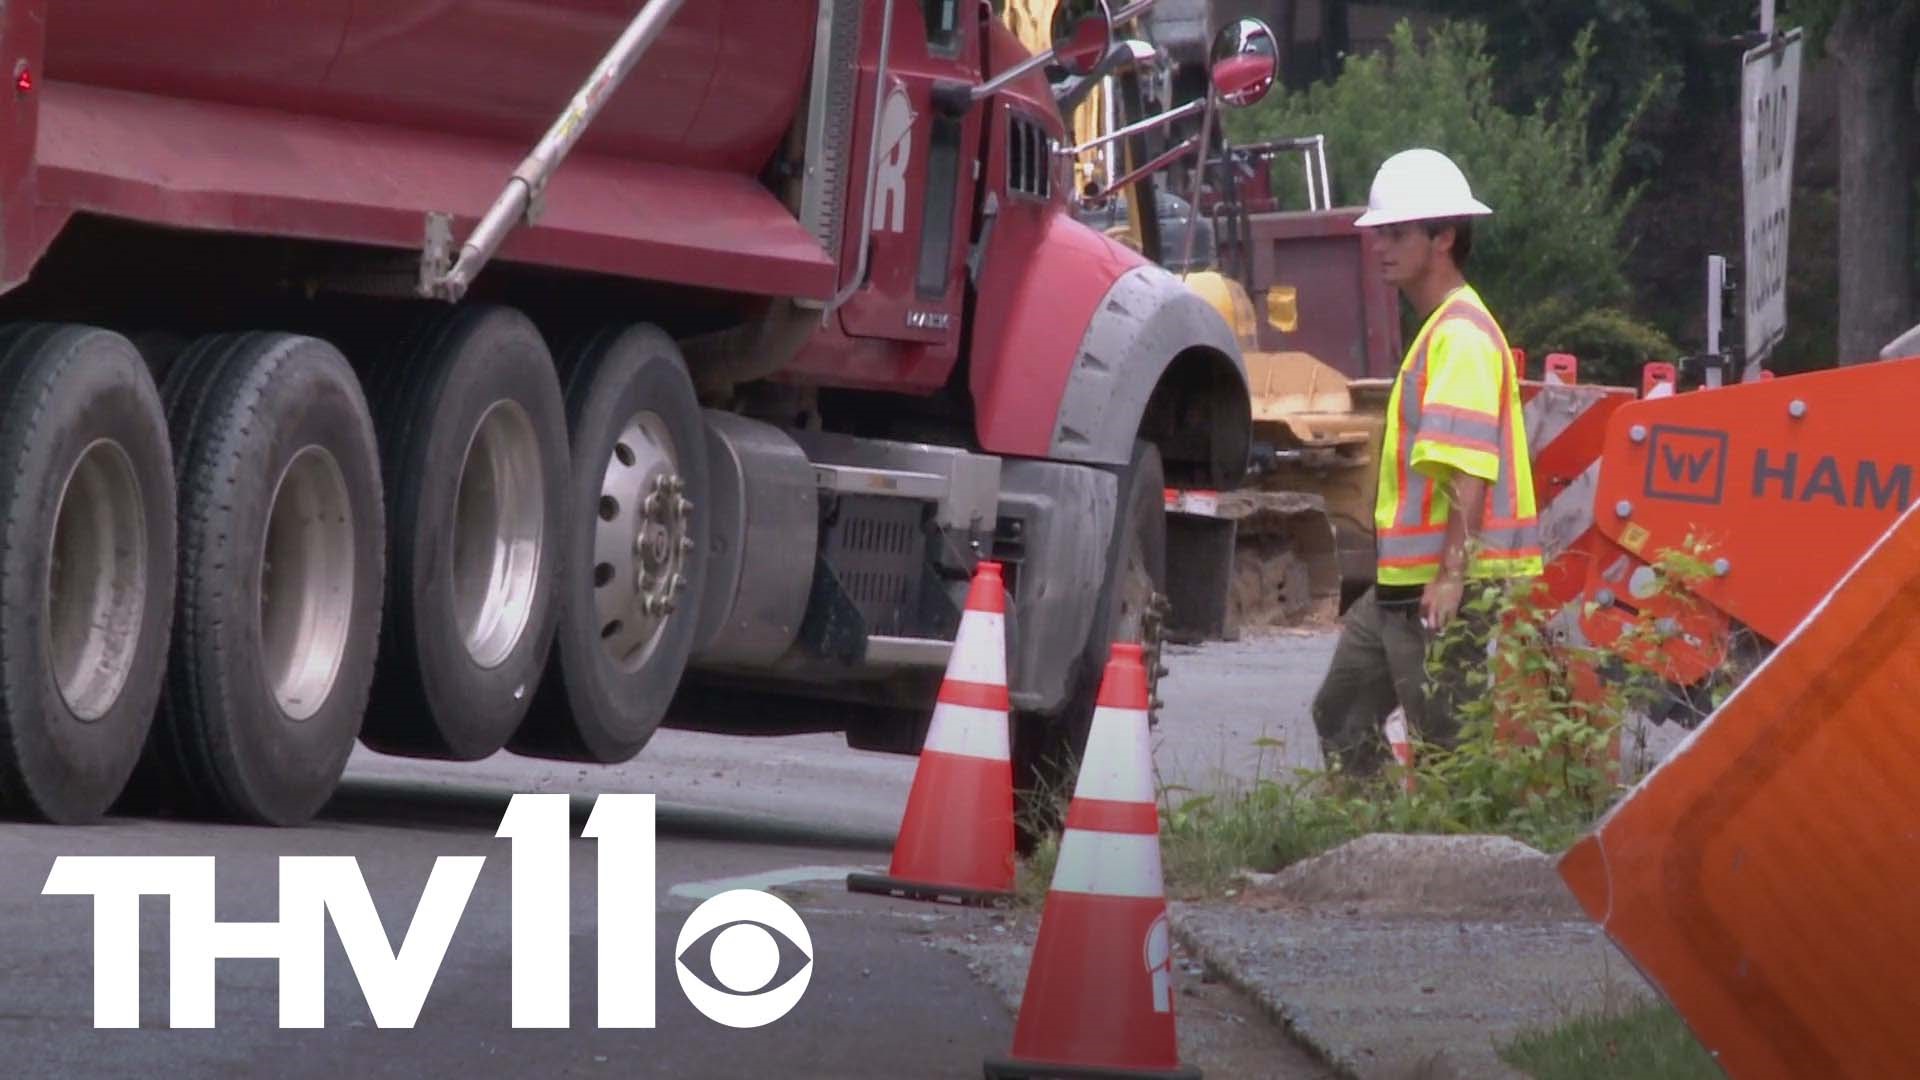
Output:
[
  {"xmin": 1223, "ymin": 19, "xmax": 1668, "ymax": 381},
  {"xmin": 1149, "ymin": 539, "xmax": 1734, "ymax": 895}
]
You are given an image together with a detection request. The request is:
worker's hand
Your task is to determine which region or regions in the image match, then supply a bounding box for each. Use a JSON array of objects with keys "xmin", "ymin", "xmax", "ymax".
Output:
[{"xmin": 1422, "ymin": 572, "xmax": 1465, "ymax": 634}]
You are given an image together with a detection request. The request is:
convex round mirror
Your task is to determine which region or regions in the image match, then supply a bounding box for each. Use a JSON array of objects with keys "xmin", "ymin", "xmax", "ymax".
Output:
[
  {"xmin": 1209, "ymin": 17, "xmax": 1279, "ymax": 108},
  {"xmin": 1050, "ymin": 0, "xmax": 1114, "ymax": 78}
]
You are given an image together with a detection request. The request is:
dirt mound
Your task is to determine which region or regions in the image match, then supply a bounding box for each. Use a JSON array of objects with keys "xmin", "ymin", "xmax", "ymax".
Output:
[{"xmin": 1242, "ymin": 833, "xmax": 1588, "ymax": 921}]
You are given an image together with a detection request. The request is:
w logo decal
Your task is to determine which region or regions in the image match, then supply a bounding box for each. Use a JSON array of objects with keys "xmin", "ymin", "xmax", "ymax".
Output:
[{"xmin": 1644, "ymin": 426, "xmax": 1728, "ymax": 505}]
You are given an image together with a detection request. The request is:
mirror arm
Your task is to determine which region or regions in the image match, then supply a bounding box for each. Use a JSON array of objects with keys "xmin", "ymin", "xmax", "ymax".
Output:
[
  {"xmin": 1086, "ymin": 131, "xmax": 1201, "ymax": 200},
  {"xmin": 1179, "ymin": 92, "xmax": 1218, "ymax": 273},
  {"xmin": 1052, "ymin": 40, "xmax": 1153, "ymax": 114},
  {"xmin": 972, "ymin": 49, "xmax": 1058, "ymax": 101},
  {"xmin": 931, "ymin": 77, "xmax": 973, "ymax": 117},
  {"xmin": 1062, "ymin": 97, "xmax": 1203, "ymax": 156}
]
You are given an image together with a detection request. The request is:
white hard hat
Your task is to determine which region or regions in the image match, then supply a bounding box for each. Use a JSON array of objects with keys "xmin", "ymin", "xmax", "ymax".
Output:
[{"xmin": 1352, "ymin": 148, "xmax": 1492, "ymax": 228}]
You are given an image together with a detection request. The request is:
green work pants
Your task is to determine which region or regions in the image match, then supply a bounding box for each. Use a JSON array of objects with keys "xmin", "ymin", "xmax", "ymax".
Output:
[{"xmin": 1309, "ymin": 585, "xmax": 1490, "ymax": 777}]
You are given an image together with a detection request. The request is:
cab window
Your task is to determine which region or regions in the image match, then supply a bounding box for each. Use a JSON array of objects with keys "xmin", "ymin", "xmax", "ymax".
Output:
[{"xmin": 923, "ymin": 0, "xmax": 960, "ymax": 54}]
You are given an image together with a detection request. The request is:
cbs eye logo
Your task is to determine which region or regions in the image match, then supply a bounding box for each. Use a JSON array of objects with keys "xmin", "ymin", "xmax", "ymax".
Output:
[{"xmin": 674, "ymin": 889, "xmax": 815, "ymax": 1027}]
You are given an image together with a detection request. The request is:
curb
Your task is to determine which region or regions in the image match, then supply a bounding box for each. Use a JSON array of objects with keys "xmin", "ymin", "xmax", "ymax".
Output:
[{"xmin": 1168, "ymin": 906, "xmax": 1361, "ymax": 1079}]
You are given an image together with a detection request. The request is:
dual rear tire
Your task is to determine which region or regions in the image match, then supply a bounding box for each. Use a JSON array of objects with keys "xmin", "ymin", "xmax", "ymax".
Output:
[
  {"xmin": 0, "ymin": 326, "xmax": 175, "ymax": 824},
  {"xmin": 0, "ymin": 308, "xmax": 707, "ymax": 826},
  {"xmin": 144, "ymin": 333, "xmax": 385, "ymax": 825}
]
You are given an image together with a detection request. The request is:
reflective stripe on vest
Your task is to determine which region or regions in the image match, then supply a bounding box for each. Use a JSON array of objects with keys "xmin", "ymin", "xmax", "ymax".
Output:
[{"xmin": 1376, "ymin": 293, "xmax": 1542, "ymax": 581}]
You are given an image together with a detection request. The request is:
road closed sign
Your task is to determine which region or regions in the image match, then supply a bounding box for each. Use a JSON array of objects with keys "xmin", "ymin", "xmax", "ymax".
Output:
[{"xmin": 1741, "ymin": 29, "xmax": 1803, "ymax": 365}]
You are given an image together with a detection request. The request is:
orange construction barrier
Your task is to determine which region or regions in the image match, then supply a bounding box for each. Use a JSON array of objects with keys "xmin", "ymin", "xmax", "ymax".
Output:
[
  {"xmin": 848, "ymin": 561, "xmax": 1015, "ymax": 906},
  {"xmin": 1558, "ymin": 501, "xmax": 1920, "ymax": 1077},
  {"xmin": 984, "ymin": 643, "xmax": 1201, "ymax": 1080}
]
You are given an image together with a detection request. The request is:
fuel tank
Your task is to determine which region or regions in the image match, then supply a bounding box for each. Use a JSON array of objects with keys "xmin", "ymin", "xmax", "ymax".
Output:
[{"xmin": 43, "ymin": 0, "xmax": 812, "ymax": 174}]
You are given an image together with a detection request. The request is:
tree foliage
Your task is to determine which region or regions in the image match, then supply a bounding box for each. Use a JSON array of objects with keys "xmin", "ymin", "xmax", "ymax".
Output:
[{"xmin": 1224, "ymin": 19, "xmax": 1677, "ymax": 384}]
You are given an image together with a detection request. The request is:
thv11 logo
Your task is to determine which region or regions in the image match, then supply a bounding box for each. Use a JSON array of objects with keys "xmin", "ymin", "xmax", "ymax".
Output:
[{"xmin": 40, "ymin": 794, "xmax": 814, "ymax": 1030}]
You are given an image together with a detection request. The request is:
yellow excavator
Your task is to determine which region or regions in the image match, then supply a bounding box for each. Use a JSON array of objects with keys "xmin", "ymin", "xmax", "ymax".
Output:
[{"xmin": 1011, "ymin": 0, "xmax": 1393, "ymax": 639}]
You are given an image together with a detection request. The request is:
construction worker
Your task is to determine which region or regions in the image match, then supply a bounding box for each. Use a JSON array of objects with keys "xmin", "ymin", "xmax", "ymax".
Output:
[{"xmin": 1310, "ymin": 147, "xmax": 1543, "ymax": 777}]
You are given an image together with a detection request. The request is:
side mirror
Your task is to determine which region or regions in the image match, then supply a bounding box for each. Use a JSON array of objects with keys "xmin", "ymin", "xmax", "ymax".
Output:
[
  {"xmin": 1050, "ymin": 0, "xmax": 1114, "ymax": 78},
  {"xmin": 1208, "ymin": 17, "xmax": 1279, "ymax": 108}
]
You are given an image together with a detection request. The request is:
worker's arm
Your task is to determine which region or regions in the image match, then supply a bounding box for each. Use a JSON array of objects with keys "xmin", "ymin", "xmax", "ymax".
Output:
[
  {"xmin": 1422, "ymin": 470, "xmax": 1489, "ymax": 632},
  {"xmin": 1409, "ymin": 320, "xmax": 1503, "ymax": 632}
]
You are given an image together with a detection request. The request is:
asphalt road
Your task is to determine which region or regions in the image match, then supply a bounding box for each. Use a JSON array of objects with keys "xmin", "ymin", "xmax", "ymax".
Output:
[{"xmin": 0, "ymin": 634, "xmax": 1343, "ymax": 1079}]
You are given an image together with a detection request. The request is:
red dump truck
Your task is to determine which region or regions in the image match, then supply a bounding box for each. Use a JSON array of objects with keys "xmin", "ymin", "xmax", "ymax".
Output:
[{"xmin": 0, "ymin": 0, "xmax": 1267, "ymax": 827}]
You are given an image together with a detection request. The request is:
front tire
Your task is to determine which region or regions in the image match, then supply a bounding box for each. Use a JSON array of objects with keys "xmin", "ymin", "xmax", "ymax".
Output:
[
  {"xmin": 1012, "ymin": 440, "xmax": 1167, "ymax": 850},
  {"xmin": 0, "ymin": 325, "xmax": 176, "ymax": 824}
]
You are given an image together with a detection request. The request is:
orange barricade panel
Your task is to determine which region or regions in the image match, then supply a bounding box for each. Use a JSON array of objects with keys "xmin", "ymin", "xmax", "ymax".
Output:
[{"xmin": 1558, "ymin": 500, "xmax": 1920, "ymax": 1079}]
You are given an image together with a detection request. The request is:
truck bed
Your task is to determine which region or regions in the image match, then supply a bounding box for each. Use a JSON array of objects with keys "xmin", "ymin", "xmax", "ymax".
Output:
[{"xmin": 29, "ymin": 80, "xmax": 838, "ymax": 299}]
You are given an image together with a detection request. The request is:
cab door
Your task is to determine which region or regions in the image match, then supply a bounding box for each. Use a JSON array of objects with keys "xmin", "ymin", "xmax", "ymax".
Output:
[{"xmin": 834, "ymin": 1, "xmax": 983, "ymax": 355}]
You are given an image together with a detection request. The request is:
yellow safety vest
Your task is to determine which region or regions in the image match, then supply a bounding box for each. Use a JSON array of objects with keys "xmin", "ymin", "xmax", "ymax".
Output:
[{"xmin": 1375, "ymin": 285, "xmax": 1543, "ymax": 586}]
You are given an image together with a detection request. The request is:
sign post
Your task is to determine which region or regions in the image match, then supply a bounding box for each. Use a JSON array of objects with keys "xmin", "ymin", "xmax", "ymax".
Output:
[{"xmin": 1739, "ymin": 25, "xmax": 1803, "ymax": 377}]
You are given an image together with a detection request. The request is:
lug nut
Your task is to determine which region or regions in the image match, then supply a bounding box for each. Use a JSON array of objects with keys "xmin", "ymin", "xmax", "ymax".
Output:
[
  {"xmin": 677, "ymin": 497, "xmax": 695, "ymax": 516},
  {"xmin": 668, "ymin": 572, "xmax": 687, "ymax": 594},
  {"xmin": 680, "ymin": 536, "xmax": 696, "ymax": 553}
]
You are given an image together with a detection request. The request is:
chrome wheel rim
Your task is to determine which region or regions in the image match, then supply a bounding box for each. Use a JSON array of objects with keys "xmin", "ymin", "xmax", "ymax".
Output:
[
  {"xmin": 453, "ymin": 399, "xmax": 546, "ymax": 669},
  {"xmin": 592, "ymin": 412, "xmax": 692, "ymax": 673},
  {"xmin": 259, "ymin": 446, "xmax": 355, "ymax": 721},
  {"xmin": 47, "ymin": 439, "xmax": 147, "ymax": 722}
]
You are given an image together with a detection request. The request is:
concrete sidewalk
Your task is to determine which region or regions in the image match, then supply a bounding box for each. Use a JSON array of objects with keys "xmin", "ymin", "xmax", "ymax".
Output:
[{"xmin": 1169, "ymin": 835, "xmax": 1657, "ymax": 1079}]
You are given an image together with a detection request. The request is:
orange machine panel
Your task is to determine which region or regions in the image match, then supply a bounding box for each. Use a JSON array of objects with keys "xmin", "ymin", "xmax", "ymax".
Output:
[
  {"xmin": 1558, "ymin": 500, "xmax": 1920, "ymax": 1078},
  {"xmin": 1590, "ymin": 357, "xmax": 1920, "ymax": 644}
]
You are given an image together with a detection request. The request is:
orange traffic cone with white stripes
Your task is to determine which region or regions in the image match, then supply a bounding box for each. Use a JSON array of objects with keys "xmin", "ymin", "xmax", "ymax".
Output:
[
  {"xmin": 848, "ymin": 560, "xmax": 1016, "ymax": 906},
  {"xmin": 983, "ymin": 642, "xmax": 1201, "ymax": 1080},
  {"xmin": 1384, "ymin": 707, "xmax": 1417, "ymax": 793}
]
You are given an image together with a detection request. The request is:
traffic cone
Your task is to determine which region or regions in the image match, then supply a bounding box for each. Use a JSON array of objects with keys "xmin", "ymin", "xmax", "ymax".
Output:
[
  {"xmin": 848, "ymin": 560, "xmax": 1016, "ymax": 906},
  {"xmin": 983, "ymin": 642, "xmax": 1201, "ymax": 1080},
  {"xmin": 1384, "ymin": 707, "xmax": 1416, "ymax": 793}
]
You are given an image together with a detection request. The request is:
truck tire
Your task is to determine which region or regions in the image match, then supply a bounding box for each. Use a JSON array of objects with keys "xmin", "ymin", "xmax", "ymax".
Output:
[
  {"xmin": 360, "ymin": 306, "xmax": 568, "ymax": 760},
  {"xmin": 1012, "ymin": 439, "xmax": 1167, "ymax": 851},
  {"xmin": 146, "ymin": 333, "xmax": 383, "ymax": 825},
  {"xmin": 0, "ymin": 325, "xmax": 175, "ymax": 823},
  {"xmin": 512, "ymin": 324, "xmax": 708, "ymax": 762}
]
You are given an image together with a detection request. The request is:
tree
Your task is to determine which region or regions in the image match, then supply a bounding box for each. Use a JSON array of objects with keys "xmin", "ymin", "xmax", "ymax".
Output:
[
  {"xmin": 1825, "ymin": 0, "xmax": 1919, "ymax": 363},
  {"xmin": 1224, "ymin": 19, "xmax": 1676, "ymax": 384}
]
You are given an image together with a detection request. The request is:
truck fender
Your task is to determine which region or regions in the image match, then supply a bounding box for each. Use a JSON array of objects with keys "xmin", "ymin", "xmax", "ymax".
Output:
[
  {"xmin": 1049, "ymin": 263, "xmax": 1251, "ymax": 487},
  {"xmin": 972, "ymin": 219, "xmax": 1250, "ymax": 489}
]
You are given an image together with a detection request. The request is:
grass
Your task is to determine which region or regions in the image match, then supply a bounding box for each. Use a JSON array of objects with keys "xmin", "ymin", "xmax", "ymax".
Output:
[
  {"xmin": 1155, "ymin": 770, "xmax": 1372, "ymax": 898},
  {"xmin": 1500, "ymin": 999, "xmax": 1722, "ymax": 1079}
]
